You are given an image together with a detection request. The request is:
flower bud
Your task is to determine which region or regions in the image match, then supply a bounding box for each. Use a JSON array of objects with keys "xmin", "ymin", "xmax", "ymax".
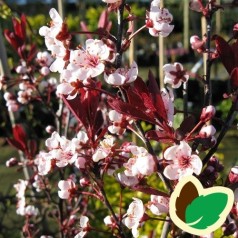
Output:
[
  {"xmin": 16, "ymin": 65, "xmax": 27, "ymax": 74},
  {"xmin": 6, "ymin": 157, "xmax": 18, "ymax": 167},
  {"xmin": 40, "ymin": 66, "xmax": 50, "ymax": 76},
  {"xmin": 203, "ymin": 166, "xmax": 215, "ymax": 175},
  {"xmin": 200, "ymin": 105, "xmax": 216, "ymax": 122},
  {"xmin": 199, "ymin": 125, "xmax": 216, "ymax": 138},
  {"xmin": 228, "ymin": 166, "xmax": 238, "ymax": 184},
  {"xmin": 233, "ymin": 23, "xmax": 238, "ymax": 39},
  {"xmin": 45, "ymin": 125, "xmax": 55, "ymax": 134},
  {"xmin": 80, "ymin": 178, "xmax": 90, "ymax": 187},
  {"xmin": 222, "ymin": 221, "xmax": 237, "ymax": 236}
]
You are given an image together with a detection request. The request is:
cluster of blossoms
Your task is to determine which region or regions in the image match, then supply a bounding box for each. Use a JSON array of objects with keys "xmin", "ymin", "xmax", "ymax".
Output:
[
  {"xmin": 2, "ymin": 0, "xmax": 238, "ymax": 237},
  {"xmin": 14, "ymin": 179, "xmax": 39, "ymax": 217}
]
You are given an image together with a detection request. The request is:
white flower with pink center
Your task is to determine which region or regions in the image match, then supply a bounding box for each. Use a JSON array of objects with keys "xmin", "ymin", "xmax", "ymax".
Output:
[
  {"xmin": 104, "ymin": 61, "xmax": 138, "ymax": 86},
  {"xmin": 147, "ymin": 195, "xmax": 169, "ymax": 215},
  {"xmin": 163, "ymin": 62, "xmax": 189, "ymax": 88},
  {"xmin": 57, "ymin": 39, "xmax": 110, "ymax": 99},
  {"xmin": 108, "ymin": 110, "xmax": 133, "ymax": 135},
  {"xmin": 163, "ymin": 141, "xmax": 202, "ymax": 180},
  {"xmin": 71, "ymin": 131, "xmax": 88, "ymax": 153},
  {"xmin": 58, "ymin": 179, "xmax": 76, "ymax": 199},
  {"xmin": 146, "ymin": 0, "xmax": 174, "ymax": 37},
  {"xmin": 92, "ymin": 135, "xmax": 115, "ymax": 162},
  {"xmin": 68, "ymin": 39, "xmax": 109, "ymax": 79},
  {"xmin": 74, "ymin": 216, "xmax": 89, "ymax": 238},
  {"xmin": 124, "ymin": 146, "xmax": 156, "ymax": 177},
  {"xmin": 123, "ymin": 198, "xmax": 145, "ymax": 238}
]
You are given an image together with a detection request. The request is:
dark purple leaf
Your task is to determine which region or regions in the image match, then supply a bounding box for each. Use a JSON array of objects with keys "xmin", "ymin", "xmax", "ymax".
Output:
[
  {"xmin": 214, "ymin": 35, "xmax": 235, "ymax": 74},
  {"xmin": 146, "ymin": 129, "xmax": 175, "ymax": 143},
  {"xmin": 230, "ymin": 67, "xmax": 238, "ymax": 89},
  {"xmin": 108, "ymin": 97, "xmax": 156, "ymax": 124}
]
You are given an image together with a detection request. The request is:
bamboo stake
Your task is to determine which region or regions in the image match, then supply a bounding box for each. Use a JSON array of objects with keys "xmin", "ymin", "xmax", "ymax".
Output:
[
  {"xmin": 129, "ymin": 21, "xmax": 136, "ymax": 65},
  {"xmin": 57, "ymin": 0, "xmax": 64, "ymax": 19},
  {"xmin": 183, "ymin": 0, "xmax": 189, "ymax": 52}
]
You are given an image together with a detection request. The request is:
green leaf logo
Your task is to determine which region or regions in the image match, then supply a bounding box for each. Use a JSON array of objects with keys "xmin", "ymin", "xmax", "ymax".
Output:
[{"xmin": 169, "ymin": 176, "xmax": 234, "ymax": 236}]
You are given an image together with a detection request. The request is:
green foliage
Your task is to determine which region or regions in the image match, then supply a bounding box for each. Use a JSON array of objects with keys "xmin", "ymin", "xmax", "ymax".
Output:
[
  {"xmin": 85, "ymin": 6, "xmax": 104, "ymax": 32},
  {"xmin": 185, "ymin": 193, "xmax": 228, "ymax": 229},
  {"xmin": 0, "ymin": 3, "xmax": 12, "ymax": 19}
]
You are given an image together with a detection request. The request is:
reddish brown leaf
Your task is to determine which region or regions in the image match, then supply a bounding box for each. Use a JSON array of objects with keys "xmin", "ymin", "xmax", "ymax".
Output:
[
  {"xmin": 108, "ymin": 97, "xmax": 156, "ymax": 124},
  {"xmin": 13, "ymin": 124, "xmax": 27, "ymax": 149},
  {"xmin": 148, "ymin": 71, "xmax": 168, "ymax": 122},
  {"xmin": 146, "ymin": 130, "xmax": 175, "ymax": 143},
  {"xmin": 230, "ymin": 67, "xmax": 238, "ymax": 89},
  {"xmin": 214, "ymin": 35, "xmax": 235, "ymax": 74}
]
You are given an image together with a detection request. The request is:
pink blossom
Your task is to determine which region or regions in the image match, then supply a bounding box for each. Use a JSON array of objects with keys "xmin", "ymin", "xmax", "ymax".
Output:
[
  {"xmin": 92, "ymin": 135, "xmax": 115, "ymax": 162},
  {"xmin": 124, "ymin": 146, "xmax": 156, "ymax": 177},
  {"xmin": 163, "ymin": 62, "xmax": 189, "ymax": 88},
  {"xmin": 108, "ymin": 110, "xmax": 133, "ymax": 135},
  {"xmin": 75, "ymin": 157, "xmax": 86, "ymax": 169},
  {"xmin": 163, "ymin": 141, "xmax": 202, "ymax": 180},
  {"xmin": 58, "ymin": 179, "xmax": 76, "ymax": 199},
  {"xmin": 39, "ymin": 8, "xmax": 68, "ymax": 73},
  {"xmin": 45, "ymin": 131, "xmax": 61, "ymax": 149},
  {"xmin": 123, "ymin": 198, "xmax": 145, "ymax": 238},
  {"xmin": 190, "ymin": 35, "xmax": 206, "ymax": 53},
  {"xmin": 35, "ymin": 151, "xmax": 53, "ymax": 175},
  {"xmin": 147, "ymin": 195, "xmax": 169, "ymax": 215},
  {"xmin": 104, "ymin": 61, "xmax": 138, "ymax": 86},
  {"xmin": 71, "ymin": 131, "xmax": 89, "ymax": 153},
  {"xmin": 67, "ymin": 39, "xmax": 110, "ymax": 79},
  {"xmin": 57, "ymin": 39, "xmax": 111, "ymax": 99},
  {"xmin": 74, "ymin": 216, "xmax": 89, "ymax": 238},
  {"xmin": 146, "ymin": 0, "xmax": 174, "ymax": 37},
  {"xmin": 117, "ymin": 172, "xmax": 139, "ymax": 187}
]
